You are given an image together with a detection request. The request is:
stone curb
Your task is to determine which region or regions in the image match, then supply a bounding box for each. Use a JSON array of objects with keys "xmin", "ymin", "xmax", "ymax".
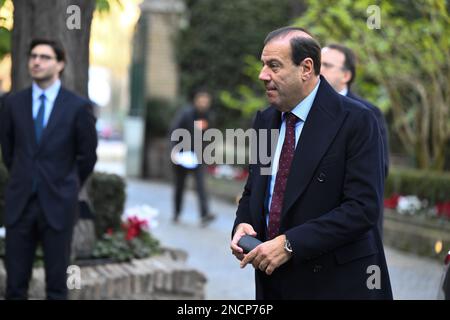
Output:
[{"xmin": 0, "ymin": 248, "xmax": 206, "ymax": 300}]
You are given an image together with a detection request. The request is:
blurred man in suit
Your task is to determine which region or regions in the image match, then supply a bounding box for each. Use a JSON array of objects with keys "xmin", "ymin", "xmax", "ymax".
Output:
[
  {"xmin": 170, "ymin": 88, "xmax": 216, "ymax": 227},
  {"xmin": 0, "ymin": 39, "xmax": 97, "ymax": 299},
  {"xmin": 230, "ymin": 27, "xmax": 392, "ymax": 299},
  {"xmin": 321, "ymin": 43, "xmax": 389, "ymax": 235}
]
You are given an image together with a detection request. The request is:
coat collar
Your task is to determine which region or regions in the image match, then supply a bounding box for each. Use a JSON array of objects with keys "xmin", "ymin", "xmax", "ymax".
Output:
[{"xmin": 281, "ymin": 76, "xmax": 348, "ymax": 218}]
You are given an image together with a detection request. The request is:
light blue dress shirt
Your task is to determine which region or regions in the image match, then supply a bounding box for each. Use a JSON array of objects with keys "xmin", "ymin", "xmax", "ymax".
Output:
[
  {"xmin": 32, "ymin": 79, "xmax": 61, "ymax": 128},
  {"xmin": 266, "ymin": 79, "xmax": 321, "ymax": 226},
  {"xmin": 338, "ymin": 87, "xmax": 348, "ymax": 96}
]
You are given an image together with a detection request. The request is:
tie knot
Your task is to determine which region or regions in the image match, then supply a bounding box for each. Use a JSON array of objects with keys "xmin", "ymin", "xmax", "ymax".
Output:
[
  {"xmin": 285, "ymin": 112, "xmax": 298, "ymax": 128},
  {"xmin": 39, "ymin": 93, "xmax": 46, "ymax": 102}
]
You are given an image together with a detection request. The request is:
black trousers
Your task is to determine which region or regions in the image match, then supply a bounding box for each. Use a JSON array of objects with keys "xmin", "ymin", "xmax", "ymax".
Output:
[
  {"xmin": 4, "ymin": 195, "xmax": 74, "ymax": 300},
  {"xmin": 173, "ymin": 164, "xmax": 209, "ymax": 218}
]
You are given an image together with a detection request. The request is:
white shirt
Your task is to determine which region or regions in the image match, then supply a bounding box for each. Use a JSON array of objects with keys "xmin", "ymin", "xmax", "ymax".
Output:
[
  {"xmin": 338, "ymin": 87, "xmax": 348, "ymax": 96},
  {"xmin": 32, "ymin": 79, "xmax": 61, "ymax": 127}
]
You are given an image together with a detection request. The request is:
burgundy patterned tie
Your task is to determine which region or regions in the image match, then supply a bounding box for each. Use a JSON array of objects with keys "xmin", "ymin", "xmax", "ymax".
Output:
[{"xmin": 268, "ymin": 112, "xmax": 298, "ymax": 239}]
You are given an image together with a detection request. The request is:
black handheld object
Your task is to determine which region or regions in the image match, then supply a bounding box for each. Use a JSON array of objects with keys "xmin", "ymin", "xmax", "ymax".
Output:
[{"xmin": 238, "ymin": 235, "xmax": 262, "ymax": 254}]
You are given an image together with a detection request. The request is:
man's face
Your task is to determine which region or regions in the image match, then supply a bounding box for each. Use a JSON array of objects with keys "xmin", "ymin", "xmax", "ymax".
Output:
[
  {"xmin": 28, "ymin": 44, "xmax": 64, "ymax": 83},
  {"xmin": 320, "ymin": 48, "xmax": 350, "ymax": 92},
  {"xmin": 194, "ymin": 93, "xmax": 211, "ymax": 113},
  {"xmin": 259, "ymin": 39, "xmax": 304, "ymax": 112}
]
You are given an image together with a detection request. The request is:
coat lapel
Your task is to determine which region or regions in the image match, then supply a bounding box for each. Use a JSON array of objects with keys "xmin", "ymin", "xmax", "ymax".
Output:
[
  {"xmin": 23, "ymin": 88, "xmax": 39, "ymax": 151},
  {"xmin": 281, "ymin": 79, "xmax": 348, "ymax": 219},
  {"xmin": 38, "ymin": 87, "xmax": 66, "ymax": 150},
  {"xmin": 251, "ymin": 108, "xmax": 281, "ymax": 229}
]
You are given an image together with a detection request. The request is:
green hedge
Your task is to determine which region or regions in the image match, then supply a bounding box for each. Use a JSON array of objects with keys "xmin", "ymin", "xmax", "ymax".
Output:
[
  {"xmin": 385, "ymin": 168, "xmax": 450, "ymax": 203},
  {"xmin": 0, "ymin": 165, "xmax": 126, "ymax": 237}
]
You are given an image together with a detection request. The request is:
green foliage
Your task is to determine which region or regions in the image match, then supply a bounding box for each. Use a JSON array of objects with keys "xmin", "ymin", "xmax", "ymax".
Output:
[
  {"xmin": 0, "ymin": 0, "xmax": 10, "ymax": 60},
  {"xmin": 295, "ymin": 0, "xmax": 449, "ymax": 107},
  {"xmin": 0, "ymin": 25, "xmax": 10, "ymax": 60},
  {"xmin": 219, "ymin": 55, "xmax": 266, "ymax": 119},
  {"xmin": 220, "ymin": 85, "xmax": 267, "ymax": 119},
  {"xmin": 218, "ymin": 0, "xmax": 450, "ymax": 169},
  {"xmin": 295, "ymin": 0, "xmax": 450, "ymax": 169},
  {"xmin": 89, "ymin": 172, "xmax": 126, "ymax": 237},
  {"xmin": 385, "ymin": 168, "xmax": 450, "ymax": 204},
  {"xmin": 95, "ymin": 0, "xmax": 122, "ymax": 13},
  {"xmin": 92, "ymin": 231, "xmax": 160, "ymax": 262},
  {"xmin": 176, "ymin": 0, "xmax": 299, "ymax": 128}
]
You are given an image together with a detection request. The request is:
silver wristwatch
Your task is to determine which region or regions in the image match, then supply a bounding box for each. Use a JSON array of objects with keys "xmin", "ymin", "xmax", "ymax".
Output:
[{"xmin": 284, "ymin": 238, "xmax": 293, "ymax": 254}]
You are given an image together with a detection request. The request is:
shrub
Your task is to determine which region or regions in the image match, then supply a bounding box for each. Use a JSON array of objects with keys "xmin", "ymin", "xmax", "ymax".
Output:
[
  {"xmin": 88, "ymin": 172, "xmax": 126, "ymax": 237},
  {"xmin": 385, "ymin": 168, "xmax": 450, "ymax": 204},
  {"xmin": 92, "ymin": 233, "xmax": 160, "ymax": 262}
]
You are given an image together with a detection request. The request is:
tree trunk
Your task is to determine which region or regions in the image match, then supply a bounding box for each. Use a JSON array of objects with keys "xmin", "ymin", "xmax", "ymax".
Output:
[{"xmin": 11, "ymin": 0, "xmax": 95, "ymax": 97}]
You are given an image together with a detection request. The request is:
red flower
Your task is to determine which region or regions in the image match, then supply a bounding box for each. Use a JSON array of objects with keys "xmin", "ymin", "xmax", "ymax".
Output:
[
  {"xmin": 106, "ymin": 228, "xmax": 113, "ymax": 235},
  {"xmin": 436, "ymin": 202, "xmax": 450, "ymax": 219},
  {"xmin": 122, "ymin": 216, "xmax": 148, "ymax": 241},
  {"xmin": 384, "ymin": 193, "xmax": 400, "ymax": 209},
  {"xmin": 234, "ymin": 168, "xmax": 249, "ymax": 181}
]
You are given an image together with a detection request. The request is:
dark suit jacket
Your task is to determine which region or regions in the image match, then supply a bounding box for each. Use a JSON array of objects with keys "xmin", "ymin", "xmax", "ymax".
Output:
[
  {"xmin": 0, "ymin": 86, "xmax": 98, "ymax": 231},
  {"xmin": 347, "ymin": 90, "xmax": 389, "ymax": 176},
  {"xmin": 347, "ymin": 91, "xmax": 388, "ymax": 236},
  {"xmin": 233, "ymin": 77, "xmax": 392, "ymax": 299}
]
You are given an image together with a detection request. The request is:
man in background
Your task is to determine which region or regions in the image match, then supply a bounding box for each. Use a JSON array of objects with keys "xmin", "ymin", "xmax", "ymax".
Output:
[
  {"xmin": 321, "ymin": 44, "xmax": 389, "ymax": 176},
  {"xmin": 0, "ymin": 38, "xmax": 97, "ymax": 299},
  {"xmin": 321, "ymin": 43, "xmax": 389, "ymax": 235},
  {"xmin": 170, "ymin": 88, "xmax": 216, "ymax": 227}
]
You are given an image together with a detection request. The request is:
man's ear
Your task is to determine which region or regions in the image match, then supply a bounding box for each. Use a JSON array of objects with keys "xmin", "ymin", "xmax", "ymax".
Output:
[
  {"xmin": 300, "ymin": 58, "xmax": 314, "ymax": 80},
  {"xmin": 342, "ymin": 70, "xmax": 352, "ymax": 85},
  {"xmin": 57, "ymin": 61, "xmax": 65, "ymax": 74}
]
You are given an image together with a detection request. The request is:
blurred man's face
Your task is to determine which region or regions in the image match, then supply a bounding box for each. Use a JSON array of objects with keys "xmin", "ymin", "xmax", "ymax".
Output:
[
  {"xmin": 194, "ymin": 93, "xmax": 211, "ymax": 113},
  {"xmin": 320, "ymin": 48, "xmax": 350, "ymax": 93},
  {"xmin": 258, "ymin": 38, "xmax": 305, "ymax": 112},
  {"xmin": 28, "ymin": 44, "xmax": 64, "ymax": 85}
]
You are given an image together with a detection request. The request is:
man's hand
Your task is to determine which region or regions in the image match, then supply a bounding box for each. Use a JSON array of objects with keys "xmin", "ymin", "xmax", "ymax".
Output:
[
  {"xmin": 230, "ymin": 223, "xmax": 257, "ymax": 261},
  {"xmin": 240, "ymin": 234, "xmax": 292, "ymax": 275}
]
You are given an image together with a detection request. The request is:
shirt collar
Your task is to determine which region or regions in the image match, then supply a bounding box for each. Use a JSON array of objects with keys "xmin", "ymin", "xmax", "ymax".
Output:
[
  {"xmin": 32, "ymin": 79, "xmax": 61, "ymax": 102},
  {"xmin": 282, "ymin": 77, "xmax": 321, "ymax": 122},
  {"xmin": 338, "ymin": 86, "xmax": 348, "ymax": 96}
]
